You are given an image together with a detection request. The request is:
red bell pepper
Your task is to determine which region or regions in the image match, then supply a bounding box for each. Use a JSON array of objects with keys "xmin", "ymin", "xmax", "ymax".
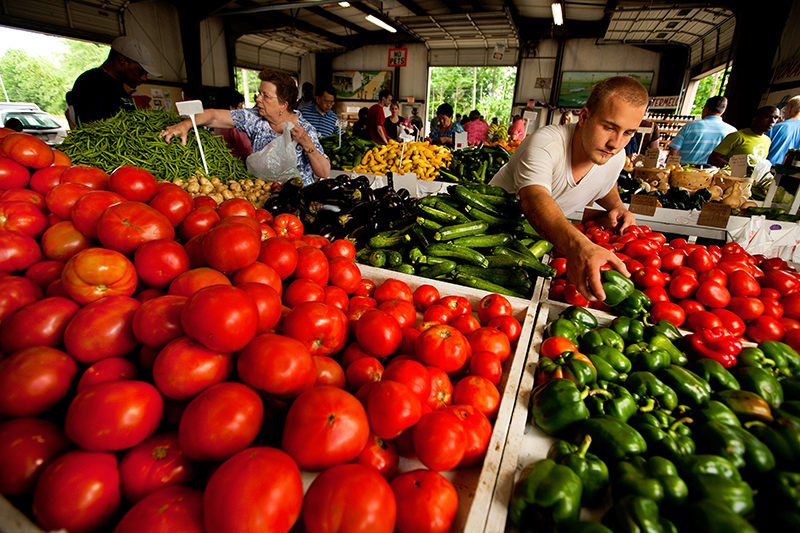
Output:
[{"xmin": 686, "ymin": 326, "xmax": 742, "ymax": 368}]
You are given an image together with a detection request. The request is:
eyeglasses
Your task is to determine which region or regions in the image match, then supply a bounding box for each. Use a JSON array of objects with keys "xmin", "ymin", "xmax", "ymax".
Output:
[
  {"xmin": 256, "ymin": 92, "xmax": 279, "ymax": 101},
  {"xmin": 319, "ymin": 98, "xmax": 335, "ymax": 106}
]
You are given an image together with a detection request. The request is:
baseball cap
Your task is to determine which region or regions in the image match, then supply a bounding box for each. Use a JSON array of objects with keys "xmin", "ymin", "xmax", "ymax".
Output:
[{"xmin": 111, "ymin": 36, "xmax": 162, "ymax": 77}]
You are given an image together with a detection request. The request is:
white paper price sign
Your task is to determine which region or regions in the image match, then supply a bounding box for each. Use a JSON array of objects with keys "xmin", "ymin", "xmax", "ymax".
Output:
[
  {"xmin": 666, "ymin": 154, "xmax": 683, "ymax": 168},
  {"xmin": 644, "ymin": 148, "xmax": 660, "ymax": 168},
  {"xmin": 729, "ymin": 154, "xmax": 748, "ymax": 177}
]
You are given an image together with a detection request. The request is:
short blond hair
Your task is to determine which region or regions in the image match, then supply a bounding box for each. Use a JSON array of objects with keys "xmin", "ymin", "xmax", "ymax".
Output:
[
  {"xmin": 585, "ymin": 76, "xmax": 649, "ymax": 112},
  {"xmin": 785, "ymin": 96, "xmax": 800, "ymax": 117}
]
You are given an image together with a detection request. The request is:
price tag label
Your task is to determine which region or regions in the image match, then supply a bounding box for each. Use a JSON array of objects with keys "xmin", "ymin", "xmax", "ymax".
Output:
[
  {"xmin": 697, "ymin": 202, "xmax": 732, "ymax": 228},
  {"xmin": 581, "ymin": 207, "xmax": 605, "ymax": 223},
  {"xmin": 729, "ymin": 154, "xmax": 748, "ymax": 177},
  {"xmin": 666, "ymin": 154, "xmax": 683, "ymax": 167},
  {"xmin": 629, "ymin": 194, "xmax": 658, "ymax": 216},
  {"xmin": 644, "ymin": 148, "xmax": 660, "ymax": 168}
]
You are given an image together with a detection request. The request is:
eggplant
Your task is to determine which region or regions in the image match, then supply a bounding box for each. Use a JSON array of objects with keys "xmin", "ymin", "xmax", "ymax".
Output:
[
  {"xmin": 340, "ymin": 201, "xmax": 376, "ymax": 230},
  {"xmin": 352, "ymin": 175, "xmax": 370, "ymax": 189},
  {"xmin": 317, "ymin": 224, "xmax": 342, "ymax": 242},
  {"xmin": 278, "ymin": 176, "xmax": 305, "ymax": 202},
  {"xmin": 308, "ymin": 199, "xmax": 348, "ymax": 215},
  {"xmin": 347, "ymin": 225, "xmax": 373, "ymax": 247},
  {"xmin": 359, "ymin": 187, "xmax": 375, "ymax": 203}
]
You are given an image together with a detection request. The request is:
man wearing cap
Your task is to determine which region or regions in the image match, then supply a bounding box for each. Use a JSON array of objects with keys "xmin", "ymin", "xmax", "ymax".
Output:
[{"xmin": 70, "ymin": 36, "xmax": 161, "ymax": 124}]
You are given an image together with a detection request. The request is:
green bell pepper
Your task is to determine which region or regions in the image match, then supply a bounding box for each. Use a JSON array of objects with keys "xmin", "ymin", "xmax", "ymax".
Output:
[
  {"xmin": 680, "ymin": 400, "xmax": 741, "ymax": 427},
  {"xmin": 531, "ymin": 378, "xmax": 590, "ymax": 436},
  {"xmin": 590, "ymin": 345, "xmax": 632, "ymax": 374},
  {"xmin": 783, "ymin": 376, "xmax": 800, "ymax": 401},
  {"xmin": 537, "ymin": 352, "xmax": 597, "ymax": 389},
  {"xmin": 547, "ymin": 435, "xmax": 609, "ymax": 506},
  {"xmin": 587, "ymin": 352, "xmax": 627, "ymax": 383},
  {"xmin": 760, "ymin": 340, "xmax": 800, "ymax": 377},
  {"xmin": 628, "ymin": 411, "xmax": 695, "ymax": 462},
  {"xmin": 613, "ymin": 455, "xmax": 688, "ymax": 509},
  {"xmin": 545, "ymin": 318, "xmax": 582, "ymax": 344},
  {"xmin": 644, "ymin": 334, "xmax": 687, "ymax": 366},
  {"xmin": 683, "ymin": 500, "xmax": 759, "ymax": 533},
  {"xmin": 625, "ymin": 343, "xmax": 671, "ymax": 373},
  {"xmin": 575, "ymin": 415, "xmax": 647, "ymax": 462},
  {"xmin": 656, "ymin": 365, "xmax": 712, "ymax": 407},
  {"xmin": 746, "ymin": 414, "xmax": 800, "ymax": 471},
  {"xmin": 714, "ymin": 389, "xmax": 774, "ymax": 423},
  {"xmin": 617, "ymin": 289, "xmax": 652, "ymax": 321},
  {"xmin": 563, "ymin": 522, "xmax": 615, "ymax": 533},
  {"xmin": 694, "ymin": 420, "xmax": 776, "ymax": 474},
  {"xmin": 586, "ymin": 381, "xmax": 637, "ymax": 422},
  {"xmin": 508, "ymin": 458, "xmax": 582, "ymax": 532},
  {"xmin": 603, "ymin": 495, "xmax": 678, "ymax": 533},
  {"xmin": 738, "ymin": 346, "xmax": 780, "ymax": 377},
  {"xmin": 734, "ymin": 365, "xmax": 784, "ymax": 409},
  {"xmin": 676, "ymin": 454, "xmax": 755, "ymax": 516},
  {"xmin": 601, "ymin": 269, "xmax": 635, "ymax": 307},
  {"xmin": 764, "ymin": 470, "xmax": 800, "ymax": 510},
  {"xmin": 609, "ymin": 316, "xmax": 646, "ymax": 343},
  {"xmin": 687, "ymin": 358, "xmax": 740, "ymax": 392},
  {"xmin": 580, "ymin": 327, "xmax": 625, "ymax": 353},
  {"xmin": 560, "ymin": 305, "xmax": 598, "ymax": 331},
  {"xmin": 623, "ymin": 371, "xmax": 679, "ymax": 412},
  {"xmin": 645, "ymin": 320, "xmax": 682, "ymax": 345}
]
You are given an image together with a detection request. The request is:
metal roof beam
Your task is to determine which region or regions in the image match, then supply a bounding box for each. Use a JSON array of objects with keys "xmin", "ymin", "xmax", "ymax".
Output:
[{"xmin": 305, "ymin": 6, "xmax": 367, "ymax": 34}]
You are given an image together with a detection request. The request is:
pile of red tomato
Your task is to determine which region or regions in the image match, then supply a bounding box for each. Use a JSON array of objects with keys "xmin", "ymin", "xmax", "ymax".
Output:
[
  {"xmin": 0, "ymin": 130, "xmax": 524, "ymax": 533},
  {"xmin": 548, "ymin": 219, "xmax": 800, "ymax": 348}
]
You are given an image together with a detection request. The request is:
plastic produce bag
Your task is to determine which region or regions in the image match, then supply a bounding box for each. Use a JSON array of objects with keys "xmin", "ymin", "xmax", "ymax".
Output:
[{"xmin": 246, "ymin": 122, "xmax": 298, "ymax": 182}]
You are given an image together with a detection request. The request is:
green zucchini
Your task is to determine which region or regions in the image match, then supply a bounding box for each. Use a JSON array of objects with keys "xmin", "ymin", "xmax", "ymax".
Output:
[
  {"xmin": 355, "ymin": 248, "xmax": 372, "ymax": 263},
  {"xmin": 452, "ymin": 272, "xmax": 526, "ymax": 298},
  {"xmin": 368, "ymin": 230, "xmax": 409, "ymax": 249},
  {"xmin": 434, "ymin": 221, "xmax": 490, "ymax": 241},
  {"xmin": 433, "ymin": 200, "xmax": 471, "ymax": 224},
  {"xmin": 416, "ymin": 217, "xmax": 443, "ymax": 231},
  {"xmin": 385, "ymin": 250, "xmax": 403, "ymax": 268},
  {"xmin": 426, "ymin": 243, "xmax": 489, "ymax": 268},
  {"xmin": 510, "ymin": 238, "xmax": 537, "ymax": 258},
  {"xmin": 464, "ymin": 205, "xmax": 518, "ymax": 227},
  {"xmin": 519, "ymin": 220, "xmax": 541, "ymax": 238},
  {"xmin": 450, "ymin": 185, "xmax": 503, "ymax": 216},
  {"xmin": 389, "ymin": 215, "xmax": 416, "ymax": 229},
  {"xmin": 388, "ymin": 263, "xmax": 416, "ymax": 275},
  {"xmin": 529, "ymin": 239, "xmax": 554, "ymax": 259},
  {"xmin": 451, "ymin": 233, "xmax": 513, "ymax": 248},
  {"xmin": 369, "ymin": 250, "xmax": 387, "ymax": 267},
  {"xmin": 455, "ymin": 264, "xmax": 530, "ymax": 286},
  {"xmin": 419, "ymin": 205, "xmax": 458, "ymax": 224},
  {"xmin": 486, "ymin": 254, "xmax": 522, "ymax": 268},
  {"xmin": 411, "ymin": 225, "xmax": 431, "ymax": 248},
  {"xmin": 419, "ymin": 259, "xmax": 457, "ymax": 279},
  {"xmin": 493, "ymin": 246, "xmax": 557, "ymax": 278},
  {"xmin": 459, "ymin": 183, "xmax": 510, "ymax": 197},
  {"xmin": 407, "ymin": 246, "xmax": 425, "ymax": 264}
]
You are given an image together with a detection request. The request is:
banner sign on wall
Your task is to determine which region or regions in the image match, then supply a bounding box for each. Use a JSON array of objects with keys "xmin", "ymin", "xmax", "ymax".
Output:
[
  {"xmin": 649, "ymin": 96, "xmax": 680, "ymax": 110},
  {"xmin": 772, "ymin": 57, "xmax": 800, "ymax": 85},
  {"xmin": 388, "ymin": 48, "xmax": 407, "ymax": 67}
]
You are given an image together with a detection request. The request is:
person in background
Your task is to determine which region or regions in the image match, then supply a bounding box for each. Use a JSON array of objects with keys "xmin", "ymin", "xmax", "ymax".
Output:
[
  {"xmin": 490, "ymin": 76, "xmax": 648, "ymax": 302},
  {"xmin": 560, "ymin": 112, "xmax": 572, "ymax": 125},
  {"xmin": 4, "ymin": 118, "xmax": 23, "ymax": 132},
  {"xmin": 409, "ymin": 107, "xmax": 423, "ymax": 134},
  {"xmin": 352, "ymin": 108, "xmax": 370, "ymax": 140},
  {"xmin": 667, "ymin": 96, "xmax": 736, "ymax": 166},
  {"xmin": 463, "ymin": 109, "xmax": 489, "ymax": 145},
  {"xmin": 455, "ymin": 113, "xmax": 462, "ymax": 125},
  {"xmin": 767, "ymin": 96, "xmax": 800, "ymax": 165},
  {"xmin": 297, "ymin": 82, "xmax": 314, "ymax": 109},
  {"xmin": 65, "ymin": 91, "xmax": 77, "ymax": 130},
  {"xmin": 70, "ymin": 36, "xmax": 161, "ymax": 124},
  {"xmin": 213, "ymin": 86, "xmax": 252, "ymax": 161},
  {"xmin": 299, "ymin": 84, "xmax": 342, "ymax": 138},
  {"xmin": 708, "ymin": 106, "xmax": 780, "ymax": 168},
  {"xmin": 624, "ymin": 118, "xmax": 660, "ymax": 160},
  {"xmin": 384, "ymin": 102, "xmax": 405, "ymax": 141},
  {"xmin": 491, "ymin": 117, "xmax": 498, "ymax": 125},
  {"xmin": 509, "ymin": 115, "xmax": 525, "ymax": 141},
  {"xmin": 160, "ymin": 68, "xmax": 329, "ymax": 185},
  {"xmin": 369, "ymin": 90, "xmax": 392, "ymax": 145},
  {"xmin": 430, "ymin": 103, "xmax": 464, "ymax": 146}
]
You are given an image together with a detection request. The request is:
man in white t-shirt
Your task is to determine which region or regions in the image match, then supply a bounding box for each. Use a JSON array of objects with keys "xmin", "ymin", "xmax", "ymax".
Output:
[{"xmin": 490, "ymin": 76, "xmax": 648, "ymax": 302}]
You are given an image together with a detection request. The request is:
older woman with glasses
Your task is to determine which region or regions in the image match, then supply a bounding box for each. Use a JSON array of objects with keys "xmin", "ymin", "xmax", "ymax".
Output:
[{"xmin": 160, "ymin": 69, "xmax": 329, "ymax": 185}]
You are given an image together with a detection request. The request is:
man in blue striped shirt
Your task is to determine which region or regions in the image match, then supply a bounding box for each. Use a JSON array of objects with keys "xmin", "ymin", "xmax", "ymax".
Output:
[
  {"xmin": 299, "ymin": 84, "xmax": 342, "ymax": 138},
  {"xmin": 668, "ymin": 96, "xmax": 737, "ymax": 166}
]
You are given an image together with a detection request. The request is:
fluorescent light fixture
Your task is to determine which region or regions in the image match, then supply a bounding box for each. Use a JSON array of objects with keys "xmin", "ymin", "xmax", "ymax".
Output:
[
  {"xmin": 338, "ymin": 1, "xmax": 350, "ymax": 6},
  {"xmin": 365, "ymin": 14, "xmax": 397, "ymax": 33},
  {"xmin": 551, "ymin": 2, "xmax": 563, "ymax": 25}
]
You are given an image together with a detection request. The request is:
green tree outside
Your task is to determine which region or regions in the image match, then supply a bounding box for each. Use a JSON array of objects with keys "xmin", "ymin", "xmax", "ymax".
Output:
[
  {"xmin": 690, "ymin": 66, "xmax": 731, "ymax": 115},
  {"xmin": 428, "ymin": 66, "xmax": 516, "ymax": 125}
]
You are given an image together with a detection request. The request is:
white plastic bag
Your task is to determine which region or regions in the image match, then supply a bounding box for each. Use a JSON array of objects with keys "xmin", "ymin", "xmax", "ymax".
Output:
[{"xmin": 246, "ymin": 122, "xmax": 298, "ymax": 182}]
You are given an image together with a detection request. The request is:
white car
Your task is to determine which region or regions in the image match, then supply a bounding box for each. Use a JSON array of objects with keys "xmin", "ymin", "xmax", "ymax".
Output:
[{"xmin": 0, "ymin": 102, "xmax": 68, "ymax": 146}]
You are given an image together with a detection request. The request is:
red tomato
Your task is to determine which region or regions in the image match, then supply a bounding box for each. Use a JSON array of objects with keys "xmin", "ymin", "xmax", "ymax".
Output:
[
  {"xmin": 488, "ymin": 315, "xmax": 522, "ymax": 343},
  {"xmin": 214, "ymin": 198, "xmax": 254, "ymax": 219},
  {"xmin": 168, "ymin": 267, "xmax": 230, "ymax": 297},
  {"xmin": 300, "ymin": 234, "xmax": 330, "ymax": 249},
  {"xmin": 345, "ymin": 356, "xmax": 384, "ymax": 393},
  {"xmin": 1, "ymin": 187, "xmax": 47, "ymax": 213},
  {"xmin": 687, "ymin": 248, "xmax": 715, "ymax": 273},
  {"xmin": 63, "ymin": 295, "xmax": 141, "ymax": 364},
  {"xmin": 76, "ymin": 357, "xmax": 138, "ymax": 393},
  {"xmin": 722, "ymin": 242, "xmax": 744, "ymax": 255},
  {"xmin": 283, "ymin": 277, "xmax": 326, "ymax": 308},
  {"xmin": 0, "ymin": 417, "xmax": 69, "ymax": 496},
  {"xmin": 622, "ymin": 238, "xmax": 658, "ymax": 258},
  {"xmin": 203, "ymin": 447, "xmax": 302, "ymax": 533},
  {"xmin": 0, "ymin": 156, "xmax": 30, "ymax": 189},
  {"xmin": 374, "ymin": 278, "xmax": 414, "ymax": 303},
  {"xmin": 643, "ymin": 286, "xmax": 669, "ymax": 303},
  {"xmin": 412, "ymin": 411, "xmax": 466, "ymax": 471},
  {"xmin": 349, "ymin": 294, "xmax": 377, "ymax": 308},
  {"xmin": 759, "ymin": 287, "xmax": 782, "ymax": 300},
  {"xmin": 231, "ymin": 261, "xmax": 282, "ymax": 295},
  {"xmin": 114, "ymin": 486, "xmax": 204, "ymax": 533},
  {"xmin": 623, "ymin": 258, "xmax": 645, "ymax": 273},
  {"xmin": 760, "ymin": 297, "xmax": 785, "ymax": 319},
  {"xmin": 40, "ymin": 220, "xmax": 93, "ymax": 262},
  {"xmin": 447, "ymin": 403, "xmax": 493, "ymax": 468},
  {"xmin": 2, "ymin": 132, "xmax": 54, "ymax": 168},
  {"xmin": 0, "ymin": 346, "xmax": 77, "ymax": 417},
  {"xmin": 423, "ymin": 303, "xmax": 455, "ymax": 325},
  {"xmin": 672, "ymin": 266, "xmax": 697, "ymax": 279},
  {"xmin": 302, "ymin": 463, "xmax": 395, "ymax": 533},
  {"xmin": 384, "ymin": 359, "xmax": 431, "ymax": 402},
  {"xmin": 323, "ymin": 239, "xmax": 356, "ymax": 260},
  {"xmin": 283, "ymin": 301, "xmax": 348, "ymax": 356},
  {"xmin": 678, "ymin": 299, "xmax": 705, "ymax": 317},
  {"xmin": 416, "ymin": 324, "xmax": 472, "ymax": 375},
  {"xmin": 564, "ymin": 284, "xmax": 589, "ymax": 307},
  {"xmin": 686, "ymin": 310, "xmax": 724, "ymax": 332},
  {"xmin": 762, "ymin": 270, "xmax": 800, "ymax": 297},
  {"xmin": 152, "ymin": 336, "xmax": 232, "ymax": 400},
  {"xmin": 45, "ymin": 182, "xmax": 92, "ymax": 219},
  {"xmin": 425, "ymin": 366, "xmax": 453, "ymax": 411},
  {"xmin": 634, "ymin": 267, "xmax": 666, "ymax": 289},
  {"xmin": 32, "ymin": 451, "xmax": 120, "ymax": 533},
  {"xmin": 281, "ymin": 386, "xmax": 369, "ymax": 470},
  {"xmin": 178, "ymin": 382, "xmax": 263, "ymax": 462},
  {"xmin": 24, "ymin": 260, "xmax": 63, "ymax": 293},
  {"xmin": 548, "ymin": 282, "xmax": 566, "ymax": 301},
  {"xmin": 0, "ymin": 229, "xmax": 42, "ymax": 273},
  {"xmin": 551, "ymin": 257, "xmax": 567, "ymax": 277},
  {"xmin": 413, "ymin": 284, "xmax": 440, "ymax": 312},
  {"xmin": 328, "ymin": 256, "xmax": 362, "ymax": 294},
  {"xmin": 29, "ymin": 165, "xmax": 67, "ymax": 196},
  {"xmin": 178, "ymin": 206, "xmax": 220, "ymax": 241},
  {"xmin": 727, "ymin": 297, "xmax": 765, "ymax": 322},
  {"xmin": 355, "ymin": 308, "xmax": 402, "ymax": 357},
  {"xmin": 469, "ymin": 351, "xmax": 503, "ymax": 386},
  {"xmin": 761, "ymin": 257, "xmax": 789, "ymax": 272},
  {"xmin": 192, "ymin": 195, "xmax": 217, "ymax": 209},
  {"xmin": 783, "ymin": 293, "xmax": 800, "ymax": 320},
  {"xmin": 94, "ymin": 201, "xmax": 174, "ymax": 256},
  {"xmin": 650, "ymin": 301, "xmax": 686, "ymax": 327},
  {"xmin": 477, "ymin": 293, "xmax": 513, "ymax": 325},
  {"xmin": 132, "ymin": 240, "xmax": 190, "ymax": 291},
  {"xmin": 710, "ymin": 308, "xmax": 746, "ymax": 337},
  {"xmin": 149, "ymin": 186, "xmax": 194, "ymax": 227},
  {"xmin": 237, "ymin": 333, "xmax": 316, "ymax": 399},
  {"xmin": 0, "ymin": 200, "xmax": 47, "ymax": 239},
  {"xmin": 698, "ymin": 267, "xmax": 727, "ymax": 287},
  {"xmin": 468, "ymin": 326, "xmax": 511, "ymax": 362},
  {"xmin": 780, "ymin": 317, "xmax": 800, "ymax": 332},
  {"xmin": 727, "ymin": 269, "xmax": 760, "ymax": 297},
  {"xmin": 271, "ymin": 213, "xmax": 304, "ymax": 239},
  {"xmin": 439, "ymin": 295, "xmax": 471, "ymax": 316},
  {"xmin": 378, "ymin": 299, "xmax": 417, "ymax": 330},
  {"xmin": 118, "ymin": 431, "xmax": 194, "ymax": 502},
  {"xmin": 661, "ymin": 249, "xmax": 687, "ymax": 271},
  {"xmin": 399, "ymin": 326, "xmax": 422, "ymax": 356},
  {"xmin": 108, "ymin": 165, "xmax": 159, "ymax": 202},
  {"xmin": 0, "ymin": 296, "xmax": 80, "ymax": 354},
  {"xmin": 354, "ymin": 430, "xmax": 399, "ymax": 480},
  {"xmin": 181, "ymin": 285, "xmax": 258, "ymax": 353},
  {"xmin": 0, "ymin": 275, "xmax": 43, "ymax": 322},
  {"xmin": 354, "ymin": 278, "xmax": 377, "ymax": 297},
  {"xmin": 202, "ymin": 222, "xmax": 260, "ymax": 272},
  {"xmin": 323, "ymin": 284, "xmax": 349, "ymax": 311},
  {"xmin": 452, "ymin": 375, "xmax": 501, "ymax": 421},
  {"xmin": 392, "ymin": 469, "xmax": 457, "ymax": 533},
  {"xmin": 695, "ymin": 281, "xmax": 731, "ymax": 309},
  {"xmin": 669, "ymin": 274, "xmax": 699, "ymax": 299},
  {"xmin": 367, "ymin": 380, "xmax": 422, "ymax": 439},
  {"xmin": 293, "ymin": 246, "xmax": 329, "ymax": 286},
  {"xmin": 746, "ymin": 315, "xmax": 786, "ymax": 343},
  {"xmin": 787, "ymin": 329, "xmax": 800, "ymax": 354},
  {"xmin": 60, "ymin": 165, "xmax": 110, "ymax": 190}
]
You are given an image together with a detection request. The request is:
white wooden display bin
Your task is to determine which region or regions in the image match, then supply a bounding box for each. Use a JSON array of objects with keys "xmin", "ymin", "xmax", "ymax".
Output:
[{"xmin": 356, "ymin": 265, "xmax": 541, "ymax": 533}]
